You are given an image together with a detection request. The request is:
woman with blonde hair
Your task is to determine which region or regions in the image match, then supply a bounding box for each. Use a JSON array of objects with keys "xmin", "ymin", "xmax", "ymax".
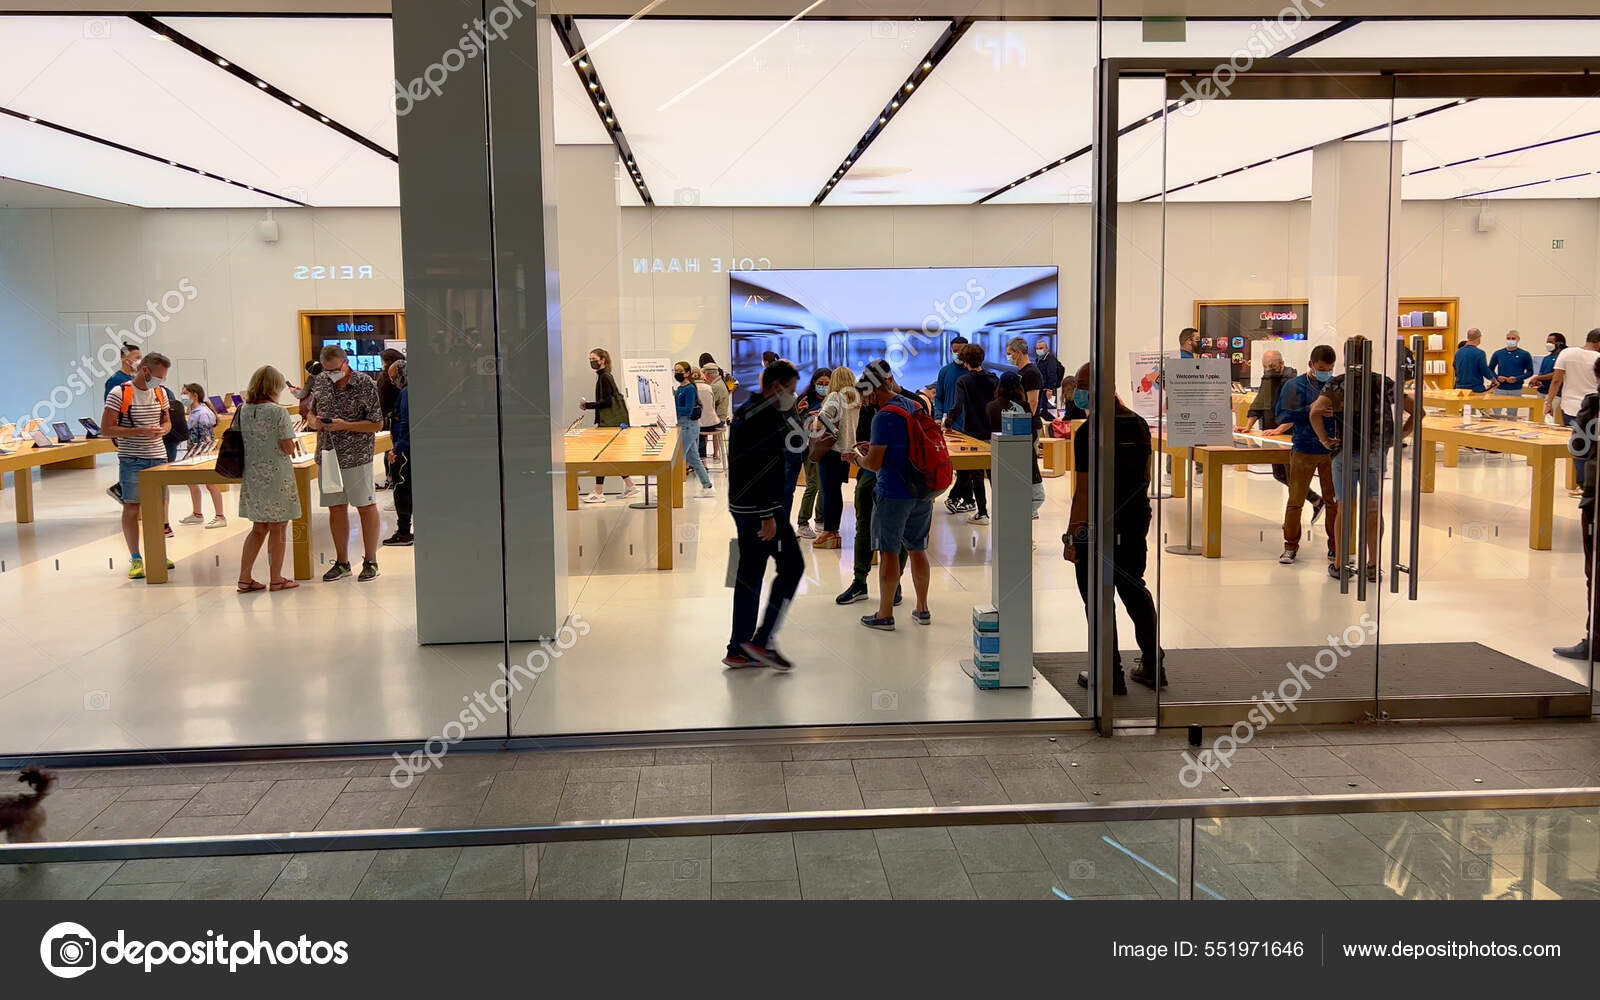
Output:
[
  {"xmin": 235, "ymin": 365, "xmax": 302, "ymax": 592},
  {"xmin": 811, "ymin": 364, "xmax": 859, "ymax": 549}
]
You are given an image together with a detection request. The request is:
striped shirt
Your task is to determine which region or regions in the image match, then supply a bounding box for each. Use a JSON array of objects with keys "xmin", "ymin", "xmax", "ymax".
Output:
[{"xmin": 105, "ymin": 384, "xmax": 168, "ymax": 459}]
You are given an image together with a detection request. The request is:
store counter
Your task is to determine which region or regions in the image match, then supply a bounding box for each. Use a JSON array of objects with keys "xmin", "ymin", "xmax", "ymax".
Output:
[
  {"xmin": 563, "ymin": 427, "xmax": 684, "ymax": 570},
  {"xmin": 1418, "ymin": 416, "xmax": 1573, "ymax": 550},
  {"xmin": 1424, "ymin": 390, "xmax": 1545, "ymax": 422},
  {"xmin": 0, "ymin": 437, "xmax": 117, "ymax": 524}
]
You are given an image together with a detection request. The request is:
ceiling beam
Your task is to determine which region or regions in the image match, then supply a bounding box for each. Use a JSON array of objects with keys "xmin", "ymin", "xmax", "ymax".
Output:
[
  {"xmin": 812, "ymin": 17, "xmax": 974, "ymax": 206},
  {"xmin": 552, "ymin": 14, "xmax": 652, "ymax": 205}
]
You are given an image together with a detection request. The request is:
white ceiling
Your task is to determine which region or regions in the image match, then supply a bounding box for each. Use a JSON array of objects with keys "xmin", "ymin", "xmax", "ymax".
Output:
[{"xmin": 0, "ymin": 15, "xmax": 1597, "ymax": 208}]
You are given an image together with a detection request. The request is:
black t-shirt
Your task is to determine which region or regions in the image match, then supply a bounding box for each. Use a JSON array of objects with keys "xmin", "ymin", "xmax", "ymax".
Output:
[
  {"xmin": 1073, "ymin": 409, "xmax": 1153, "ymax": 525},
  {"xmin": 1019, "ymin": 363, "xmax": 1044, "ymax": 409},
  {"xmin": 986, "ymin": 400, "xmax": 1042, "ymax": 484}
]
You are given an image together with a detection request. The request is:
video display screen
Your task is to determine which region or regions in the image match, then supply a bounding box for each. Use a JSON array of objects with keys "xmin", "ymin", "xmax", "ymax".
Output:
[
  {"xmin": 729, "ymin": 266, "xmax": 1059, "ymax": 402},
  {"xmin": 1195, "ymin": 301, "xmax": 1309, "ymax": 381},
  {"xmin": 305, "ymin": 313, "xmax": 402, "ymax": 374}
]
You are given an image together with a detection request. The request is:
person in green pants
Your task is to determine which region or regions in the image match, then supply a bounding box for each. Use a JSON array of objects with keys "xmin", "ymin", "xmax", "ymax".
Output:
[{"xmin": 835, "ymin": 364, "xmax": 914, "ymax": 606}]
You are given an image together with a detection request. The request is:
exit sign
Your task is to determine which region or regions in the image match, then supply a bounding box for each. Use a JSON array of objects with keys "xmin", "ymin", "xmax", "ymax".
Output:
[{"xmin": 1553, "ymin": 239, "xmax": 1565, "ymax": 249}]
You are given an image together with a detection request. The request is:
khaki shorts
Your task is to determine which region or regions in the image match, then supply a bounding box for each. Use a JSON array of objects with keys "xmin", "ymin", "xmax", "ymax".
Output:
[{"xmin": 320, "ymin": 459, "xmax": 377, "ymax": 508}]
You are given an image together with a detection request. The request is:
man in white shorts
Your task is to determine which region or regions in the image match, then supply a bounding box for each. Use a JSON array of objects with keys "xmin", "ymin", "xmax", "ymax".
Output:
[{"xmin": 306, "ymin": 345, "xmax": 385, "ymax": 582}]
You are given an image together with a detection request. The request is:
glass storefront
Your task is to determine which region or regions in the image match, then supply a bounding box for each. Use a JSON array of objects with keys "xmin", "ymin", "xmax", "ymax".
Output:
[{"xmin": 1, "ymin": 6, "xmax": 1596, "ymax": 761}]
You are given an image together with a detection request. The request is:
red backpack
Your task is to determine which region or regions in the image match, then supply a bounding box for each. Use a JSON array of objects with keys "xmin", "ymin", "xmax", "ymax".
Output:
[{"xmin": 882, "ymin": 396, "xmax": 954, "ymax": 497}]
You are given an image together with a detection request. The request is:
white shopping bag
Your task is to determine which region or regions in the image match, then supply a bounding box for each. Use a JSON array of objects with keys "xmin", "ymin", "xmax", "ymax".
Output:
[{"xmin": 319, "ymin": 449, "xmax": 344, "ymax": 494}]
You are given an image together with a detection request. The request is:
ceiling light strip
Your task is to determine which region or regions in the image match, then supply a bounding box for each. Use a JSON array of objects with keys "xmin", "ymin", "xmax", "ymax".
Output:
[
  {"xmin": 1406, "ymin": 126, "xmax": 1600, "ymax": 178},
  {"xmin": 136, "ymin": 13, "xmax": 398, "ymax": 163},
  {"xmin": 974, "ymin": 18, "xmax": 1364, "ymax": 205},
  {"xmin": 0, "ymin": 105, "xmax": 308, "ymax": 206},
  {"xmin": 552, "ymin": 15, "xmax": 651, "ymax": 205},
  {"xmin": 1452, "ymin": 170, "xmax": 1600, "ymax": 200},
  {"xmin": 812, "ymin": 17, "xmax": 975, "ymax": 206}
]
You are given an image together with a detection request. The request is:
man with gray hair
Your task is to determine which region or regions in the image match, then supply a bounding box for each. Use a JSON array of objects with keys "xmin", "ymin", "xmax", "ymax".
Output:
[
  {"xmin": 307, "ymin": 344, "xmax": 385, "ymax": 582},
  {"xmin": 1245, "ymin": 348, "xmax": 1324, "ymax": 524}
]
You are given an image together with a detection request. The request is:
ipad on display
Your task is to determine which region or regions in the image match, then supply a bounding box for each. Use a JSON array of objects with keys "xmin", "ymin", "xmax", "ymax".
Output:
[
  {"xmin": 30, "ymin": 429, "xmax": 58, "ymax": 448},
  {"xmin": 52, "ymin": 421, "xmax": 74, "ymax": 442},
  {"xmin": 79, "ymin": 417, "xmax": 101, "ymax": 436},
  {"xmin": 210, "ymin": 395, "xmax": 228, "ymax": 413}
]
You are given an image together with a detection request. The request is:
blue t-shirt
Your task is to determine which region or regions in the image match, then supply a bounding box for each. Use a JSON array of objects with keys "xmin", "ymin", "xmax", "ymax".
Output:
[
  {"xmin": 1453, "ymin": 344, "xmax": 1491, "ymax": 391},
  {"xmin": 104, "ymin": 370, "xmax": 132, "ymax": 399},
  {"xmin": 933, "ymin": 361, "xmax": 964, "ymax": 420},
  {"xmin": 1536, "ymin": 353, "xmax": 1557, "ymax": 395},
  {"xmin": 871, "ymin": 400, "xmax": 918, "ymax": 500}
]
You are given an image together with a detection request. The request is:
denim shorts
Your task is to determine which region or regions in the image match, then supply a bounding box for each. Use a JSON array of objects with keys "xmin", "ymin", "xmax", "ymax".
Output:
[
  {"xmin": 1330, "ymin": 448, "xmax": 1386, "ymax": 503},
  {"xmin": 872, "ymin": 496, "xmax": 933, "ymax": 553},
  {"xmin": 118, "ymin": 455, "xmax": 167, "ymax": 505}
]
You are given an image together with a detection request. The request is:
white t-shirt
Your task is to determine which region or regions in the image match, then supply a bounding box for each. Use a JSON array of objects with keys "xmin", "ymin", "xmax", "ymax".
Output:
[
  {"xmin": 1554, "ymin": 346, "xmax": 1600, "ymax": 416},
  {"xmin": 695, "ymin": 382, "xmax": 719, "ymax": 428}
]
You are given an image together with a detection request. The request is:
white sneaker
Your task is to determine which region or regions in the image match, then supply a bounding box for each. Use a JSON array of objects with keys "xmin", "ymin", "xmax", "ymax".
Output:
[
  {"xmin": 796, "ymin": 522, "xmax": 817, "ymax": 538},
  {"xmin": 178, "ymin": 514, "xmax": 204, "ymax": 526},
  {"xmin": 205, "ymin": 516, "xmax": 227, "ymax": 529},
  {"xmin": 967, "ymin": 514, "xmax": 990, "ymax": 525},
  {"xmin": 619, "ymin": 485, "xmax": 641, "ymax": 500},
  {"xmin": 696, "ymin": 485, "xmax": 716, "ymax": 499},
  {"xmin": 582, "ymin": 492, "xmax": 606, "ymax": 504}
]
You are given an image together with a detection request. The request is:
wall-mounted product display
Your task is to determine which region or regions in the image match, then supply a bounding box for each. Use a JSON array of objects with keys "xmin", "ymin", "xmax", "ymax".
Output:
[
  {"xmin": 729, "ymin": 266, "xmax": 1058, "ymax": 399},
  {"xmin": 1193, "ymin": 300, "xmax": 1309, "ymax": 382},
  {"xmin": 1398, "ymin": 297, "xmax": 1459, "ymax": 387},
  {"xmin": 298, "ymin": 310, "xmax": 406, "ymax": 373}
]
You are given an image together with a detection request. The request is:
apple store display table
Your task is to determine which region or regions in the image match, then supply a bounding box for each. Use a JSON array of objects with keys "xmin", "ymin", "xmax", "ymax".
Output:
[
  {"xmin": 0, "ymin": 437, "xmax": 116, "ymax": 524},
  {"xmin": 1418, "ymin": 416, "xmax": 1574, "ymax": 551},
  {"xmin": 564, "ymin": 426, "xmax": 684, "ymax": 570}
]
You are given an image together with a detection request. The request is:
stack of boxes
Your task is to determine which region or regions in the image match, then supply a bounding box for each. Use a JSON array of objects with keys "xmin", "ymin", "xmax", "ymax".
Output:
[{"xmin": 963, "ymin": 604, "xmax": 1001, "ymax": 689}]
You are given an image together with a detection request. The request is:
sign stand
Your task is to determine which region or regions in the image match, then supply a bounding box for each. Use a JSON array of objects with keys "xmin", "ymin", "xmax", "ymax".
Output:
[
  {"xmin": 1161, "ymin": 359, "xmax": 1233, "ymax": 558},
  {"xmin": 962, "ymin": 424, "xmax": 1035, "ymax": 690},
  {"xmin": 1165, "ymin": 446, "xmax": 1204, "ymax": 555}
]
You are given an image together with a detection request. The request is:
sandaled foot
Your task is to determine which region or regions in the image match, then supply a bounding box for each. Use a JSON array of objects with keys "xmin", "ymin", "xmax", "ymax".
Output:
[
  {"xmin": 236, "ymin": 580, "xmax": 266, "ymax": 593},
  {"xmin": 269, "ymin": 579, "xmax": 300, "ymax": 591}
]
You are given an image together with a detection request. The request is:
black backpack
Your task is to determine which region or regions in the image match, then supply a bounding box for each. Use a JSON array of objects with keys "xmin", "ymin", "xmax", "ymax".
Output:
[{"xmin": 164, "ymin": 393, "xmax": 188, "ymax": 445}]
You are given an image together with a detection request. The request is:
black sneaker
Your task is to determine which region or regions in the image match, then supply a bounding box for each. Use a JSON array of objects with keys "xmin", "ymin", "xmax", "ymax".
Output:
[
  {"xmin": 722, "ymin": 652, "xmax": 758, "ymax": 668},
  {"xmin": 860, "ymin": 615, "xmax": 895, "ymax": 631},
  {"xmin": 358, "ymin": 559, "xmax": 380, "ymax": 582},
  {"xmin": 1129, "ymin": 650, "xmax": 1168, "ymax": 689},
  {"xmin": 1309, "ymin": 496, "xmax": 1326, "ymax": 524},
  {"xmin": 322, "ymin": 561, "xmax": 352, "ymax": 582},
  {"xmin": 894, "ymin": 585, "xmax": 903, "ymax": 607},
  {"xmin": 376, "ymin": 481, "xmax": 391, "ymax": 491},
  {"xmin": 1076, "ymin": 669, "xmax": 1128, "ymax": 696},
  {"xmin": 106, "ymin": 482, "xmax": 123, "ymax": 504},
  {"xmin": 835, "ymin": 580, "xmax": 870, "ymax": 605},
  {"xmin": 383, "ymin": 531, "xmax": 414, "ymax": 547},
  {"xmin": 1553, "ymin": 639, "xmax": 1590, "ymax": 660},
  {"xmin": 740, "ymin": 643, "xmax": 794, "ymax": 671}
]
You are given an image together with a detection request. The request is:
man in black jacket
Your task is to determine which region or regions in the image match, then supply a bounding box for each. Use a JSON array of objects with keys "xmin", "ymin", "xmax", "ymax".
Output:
[
  {"xmin": 725, "ymin": 360, "xmax": 804, "ymax": 671},
  {"xmin": 1556, "ymin": 362, "xmax": 1600, "ymax": 660}
]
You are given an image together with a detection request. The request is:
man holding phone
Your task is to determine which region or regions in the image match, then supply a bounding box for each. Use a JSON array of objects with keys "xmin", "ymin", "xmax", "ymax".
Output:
[
  {"xmin": 306, "ymin": 344, "xmax": 385, "ymax": 582},
  {"xmin": 101, "ymin": 351, "xmax": 174, "ymax": 579}
]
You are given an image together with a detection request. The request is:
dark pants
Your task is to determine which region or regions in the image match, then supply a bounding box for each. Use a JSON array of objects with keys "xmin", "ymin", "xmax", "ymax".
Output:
[
  {"xmin": 852, "ymin": 470, "xmax": 906, "ymax": 586},
  {"xmin": 728, "ymin": 513, "xmax": 804, "ymax": 656},
  {"xmin": 956, "ymin": 469, "xmax": 987, "ymax": 517},
  {"xmin": 1583, "ymin": 504, "xmax": 1600, "ymax": 642},
  {"xmin": 393, "ymin": 450, "xmax": 413, "ymax": 534},
  {"xmin": 783, "ymin": 447, "xmax": 803, "ymax": 516},
  {"xmin": 817, "ymin": 451, "xmax": 848, "ymax": 531},
  {"xmin": 1072, "ymin": 520, "xmax": 1160, "ymax": 673},
  {"xmin": 1565, "ymin": 411, "xmax": 1588, "ymax": 486}
]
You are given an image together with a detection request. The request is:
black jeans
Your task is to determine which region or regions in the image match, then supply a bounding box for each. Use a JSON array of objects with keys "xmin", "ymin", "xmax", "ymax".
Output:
[
  {"xmin": 1583, "ymin": 503, "xmax": 1599, "ymax": 642},
  {"xmin": 817, "ymin": 451, "xmax": 848, "ymax": 531},
  {"xmin": 393, "ymin": 450, "xmax": 412, "ymax": 534},
  {"xmin": 956, "ymin": 469, "xmax": 987, "ymax": 517},
  {"xmin": 1072, "ymin": 520, "xmax": 1160, "ymax": 673},
  {"xmin": 728, "ymin": 513, "xmax": 804, "ymax": 656}
]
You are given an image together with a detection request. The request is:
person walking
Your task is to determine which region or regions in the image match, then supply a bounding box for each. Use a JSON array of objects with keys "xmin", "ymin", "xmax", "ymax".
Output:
[
  {"xmin": 944, "ymin": 342, "xmax": 998, "ymax": 525},
  {"xmin": 812, "ymin": 364, "xmax": 858, "ymax": 550},
  {"xmin": 724, "ymin": 361, "xmax": 804, "ymax": 671},
  {"xmin": 1067, "ymin": 362, "xmax": 1161, "ymax": 693},
  {"xmin": 307, "ymin": 344, "xmax": 385, "ymax": 583},
  {"xmin": 1555, "ymin": 355, "xmax": 1600, "ymax": 660},
  {"xmin": 793, "ymin": 368, "xmax": 830, "ymax": 536},
  {"xmin": 101, "ymin": 352, "xmax": 175, "ymax": 580},
  {"xmin": 1546, "ymin": 328, "xmax": 1600, "ymax": 492},
  {"xmin": 235, "ymin": 365, "xmax": 303, "ymax": 592},
  {"xmin": 835, "ymin": 369, "xmax": 917, "ymax": 608},
  {"xmin": 1275, "ymin": 345, "xmax": 1338, "ymax": 567},
  {"xmin": 674, "ymin": 361, "xmax": 715, "ymax": 497},
  {"xmin": 177, "ymin": 383, "xmax": 226, "ymax": 529},
  {"xmin": 579, "ymin": 348, "xmax": 638, "ymax": 503},
  {"xmin": 383, "ymin": 359, "xmax": 413, "ymax": 547},
  {"xmin": 855, "ymin": 360, "xmax": 940, "ymax": 630}
]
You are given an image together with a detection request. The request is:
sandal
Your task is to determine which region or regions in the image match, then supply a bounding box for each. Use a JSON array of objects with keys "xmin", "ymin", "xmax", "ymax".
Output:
[
  {"xmin": 236, "ymin": 580, "xmax": 266, "ymax": 593},
  {"xmin": 269, "ymin": 579, "xmax": 300, "ymax": 591}
]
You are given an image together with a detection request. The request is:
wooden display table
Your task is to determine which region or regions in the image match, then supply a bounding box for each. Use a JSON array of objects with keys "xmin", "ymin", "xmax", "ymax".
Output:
[
  {"xmin": 1418, "ymin": 416, "xmax": 1573, "ymax": 550},
  {"xmin": 1161, "ymin": 433, "xmax": 1294, "ymax": 558},
  {"xmin": 137, "ymin": 431, "xmax": 391, "ymax": 584},
  {"xmin": 0, "ymin": 438, "xmax": 116, "ymax": 523},
  {"xmin": 943, "ymin": 428, "xmax": 991, "ymax": 470},
  {"xmin": 1424, "ymin": 390, "xmax": 1545, "ymax": 422},
  {"xmin": 563, "ymin": 427, "xmax": 684, "ymax": 570},
  {"xmin": 1039, "ymin": 436, "xmax": 1067, "ymax": 478}
]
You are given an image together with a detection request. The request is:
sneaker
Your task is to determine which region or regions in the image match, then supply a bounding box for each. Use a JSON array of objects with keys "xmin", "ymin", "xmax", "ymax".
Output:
[
  {"xmin": 836, "ymin": 581, "xmax": 870, "ymax": 605},
  {"xmin": 859, "ymin": 615, "xmax": 895, "ymax": 631},
  {"xmin": 178, "ymin": 513, "xmax": 204, "ymax": 526},
  {"xmin": 967, "ymin": 513, "xmax": 990, "ymax": 525},
  {"xmin": 740, "ymin": 643, "xmax": 794, "ymax": 671},
  {"xmin": 376, "ymin": 481, "xmax": 391, "ymax": 491},
  {"xmin": 128, "ymin": 556, "xmax": 145, "ymax": 580},
  {"xmin": 696, "ymin": 484, "xmax": 716, "ymax": 499},
  {"xmin": 944, "ymin": 496, "xmax": 962, "ymax": 514},
  {"xmin": 1279, "ymin": 548, "xmax": 1297, "ymax": 565},
  {"xmin": 1129, "ymin": 663, "xmax": 1168, "ymax": 689},
  {"xmin": 1327, "ymin": 561, "xmax": 1349, "ymax": 581},
  {"xmin": 1309, "ymin": 496, "xmax": 1326, "ymax": 524},
  {"xmin": 323, "ymin": 561, "xmax": 352, "ymax": 582},
  {"xmin": 950, "ymin": 500, "xmax": 976, "ymax": 515},
  {"xmin": 582, "ymin": 492, "xmax": 606, "ymax": 504},
  {"xmin": 163, "ymin": 523, "xmax": 174, "ymax": 538},
  {"xmin": 722, "ymin": 652, "xmax": 758, "ymax": 668},
  {"xmin": 619, "ymin": 485, "xmax": 641, "ymax": 500},
  {"xmin": 205, "ymin": 516, "xmax": 227, "ymax": 529},
  {"xmin": 383, "ymin": 531, "xmax": 414, "ymax": 547},
  {"xmin": 894, "ymin": 585, "xmax": 903, "ymax": 607},
  {"xmin": 911, "ymin": 609, "xmax": 931, "ymax": 626},
  {"xmin": 1076, "ymin": 669, "xmax": 1128, "ymax": 696},
  {"xmin": 107, "ymin": 482, "xmax": 123, "ymax": 504},
  {"xmin": 796, "ymin": 522, "xmax": 817, "ymax": 539},
  {"xmin": 358, "ymin": 560, "xmax": 380, "ymax": 582},
  {"xmin": 1553, "ymin": 639, "xmax": 1590, "ymax": 660}
]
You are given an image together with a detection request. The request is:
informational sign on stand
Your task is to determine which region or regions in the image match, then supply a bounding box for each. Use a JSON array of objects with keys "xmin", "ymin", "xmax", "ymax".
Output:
[
  {"xmin": 620, "ymin": 357, "xmax": 674, "ymax": 428},
  {"xmin": 1128, "ymin": 350, "xmax": 1169, "ymax": 425},
  {"xmin": 1163, "ymin": 357, "xmax": 1235, "ymax": 447}
]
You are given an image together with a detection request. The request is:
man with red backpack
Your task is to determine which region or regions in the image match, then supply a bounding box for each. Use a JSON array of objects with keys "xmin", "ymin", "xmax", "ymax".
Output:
[{"xmin": 853, "ymin": 359, "xmax": 952, "ymax": 631}]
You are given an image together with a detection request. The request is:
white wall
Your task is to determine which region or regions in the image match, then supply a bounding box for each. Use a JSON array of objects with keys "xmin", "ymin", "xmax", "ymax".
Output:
[{"xmin": 0, "ymin": 205, "xmax": 402, "ymax": 425}]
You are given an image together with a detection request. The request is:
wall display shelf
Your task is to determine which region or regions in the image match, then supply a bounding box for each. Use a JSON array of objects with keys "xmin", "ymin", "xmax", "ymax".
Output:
[{"xmin": 1398, "ymin": 297, "xmax": 1459, "ymax": 388}]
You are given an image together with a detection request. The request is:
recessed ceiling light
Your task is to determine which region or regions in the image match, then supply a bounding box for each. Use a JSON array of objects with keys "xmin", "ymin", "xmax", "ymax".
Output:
[
  {"xmin": 256, "ymin": 81, "xmax": 267, "ymax": 89},
  {"xmin": 923, "ymin": 61, "xmax": 933, "ymax": 70},
  {"xmin": 606, "ymin": 117, "xmax": 616, "ymax": 126},
  {"xmin": 319, "ymin": 115, "xmax": 329, "ymax": 123},
  {"xmin": 597, "ymin": 99, "xmax": 606, "ymax": 108},
  {"xmin": 589, "ymin": 82, "xmax": 599, "ymax": 91},
  {"xmin": 27, "ymin": 116, "xmax": 36, "ymax": 122},
  {"xmin": 879, "ymin": 116, "xmax": 887, "ymax": 124},
  {"xmin": 891, "ymin": 101, "xmax": 900, "ymax": 109},
  {"xmin": 152, "ymin": 34, "xmax": 168, "ymax": 41},
  {"xmin": 291, "ymin": 100, "xmax": 301, "ymax": 108},
  {"xmin": 904, "ymin": 82, "xmax": 914, "ymax": 92},
  {"xmin": 217, "ymin": 58, "xmax": 229, "ymax": 67},
  {"xmin": 577, "ymin": 59, "xmax": 588, "ymax": 69}
]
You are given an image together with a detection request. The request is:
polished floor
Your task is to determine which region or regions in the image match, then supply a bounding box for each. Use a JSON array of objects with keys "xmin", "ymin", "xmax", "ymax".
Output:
[
  {"xmin": 3, "ymin": 719, "xmax": 1598, "ymax": 900},
  {"xmin": 0, "ymin": 438, "xmax": 1594, "ymax": 752}
]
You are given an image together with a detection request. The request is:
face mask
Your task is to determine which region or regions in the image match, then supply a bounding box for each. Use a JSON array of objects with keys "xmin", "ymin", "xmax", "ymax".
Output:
[
  {"xmin": 1073, "ymin": 388, "xmax": 1091, "ymax": 410},
  {"xmin": 1313, "ymin": 369, "xmax": 1333, "ymax": 383},
  {"xmin": 589, "ymin": 360, "xmax": 602, "ymax": 371},
  {"xmin": 1548, "ymin": 343, "xmax": 1559, "ymax": 354},
  {"xmin": 817, "ymin": 384, "xmax": 830, "ymax": 397},
  {"xmin": 326, "ymin": 366, "xmax": 346, "ymax": 380},
  {"xmin": 1035, "ymin": 348, "xmax": 1046, "ymax": 359},
  {"xmin": 1508, "ymin": 341, "xmax": 1520, "ymax": 350},
  {"xmin": 674, "ymin": 371, "xmax": 686, "ymax": 383},
  {"xmin": 147, "ymin": 376, "xmax": 165, "ymax": 390},
  {"xmin": 775, "ymin": 389, "xmax": 796, "ymax": 410}
]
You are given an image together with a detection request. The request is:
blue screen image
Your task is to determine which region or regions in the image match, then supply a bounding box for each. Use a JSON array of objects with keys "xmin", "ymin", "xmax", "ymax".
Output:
[{"xmin": 729, "ymin": 266, "xmax": 1059, "ymax": 402}]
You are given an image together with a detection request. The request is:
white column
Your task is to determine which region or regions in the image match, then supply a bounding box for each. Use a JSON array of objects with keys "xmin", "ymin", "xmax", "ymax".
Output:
[{"xmin": 1307, "ymin": 138, "xmax": 1403, "ymax": 372}]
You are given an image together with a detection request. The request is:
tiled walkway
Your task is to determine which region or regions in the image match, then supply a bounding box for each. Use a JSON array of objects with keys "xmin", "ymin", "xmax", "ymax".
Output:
[{"xmin": 3, "ymin": 718, "xmax": 1599, "ymax": 900}]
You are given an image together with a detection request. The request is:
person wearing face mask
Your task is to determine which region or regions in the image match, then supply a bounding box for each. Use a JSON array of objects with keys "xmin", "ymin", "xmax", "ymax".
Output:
[
  {"xmin": 176, "ymin": 383, "xmax": 226, "ymax": 529},
  {"xmin": 1005, "ymin": 337, "xmax": 1043, "ymax": 415},
  {"xmin": 306, "ymin": 344, "xmax": 386, "ymax": 583},
  {"xmin": 578, "ymin": 348, "xmax": 638, "ymax": 504},
  {"xmin": 793, "ymin": 369, "xmax": 830, "ymax": 536},
  {"xmin": 673, "ymin": 361, "xmax": 715, "ymax": 497},
  {"xmin": 724, "ymin": 360, "xmax": 804, "ymax": 670},
  {"xmin": 1067, "ymin": 362, "xmax": 1161, "ymax": 693},
  {"xmin": 1177, "ymin": 327, "xmax": 1199, "ymax": 360},
  {"xmin": 1245, "ymin": 350, "xmax": 1323, "ymax": 520},
  {"xmin": 101, "ymin": 352, "xmax": 174, "ymax": 579},
  {"xmin": 1487, "ymin": 330, "xmax": 1534, "ymax": 419},
  {"xmin": 1034, "ymin": 339, "xmax": 1064, "ymax": 409},
  {"xmin": 1527, "ymin": 332, "xmax": 1566, "ymax": 414},
  {"xmin": 1274, "ymin": 345, "xmax": 1339, "ymax": 566},
  {"xmin": 1452, "ymin": 328, "xmax": 1492, "ymax": 393},
  {"xmin": 944, "ymin": 343, "xmax": 999, "ymax": 525}
]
